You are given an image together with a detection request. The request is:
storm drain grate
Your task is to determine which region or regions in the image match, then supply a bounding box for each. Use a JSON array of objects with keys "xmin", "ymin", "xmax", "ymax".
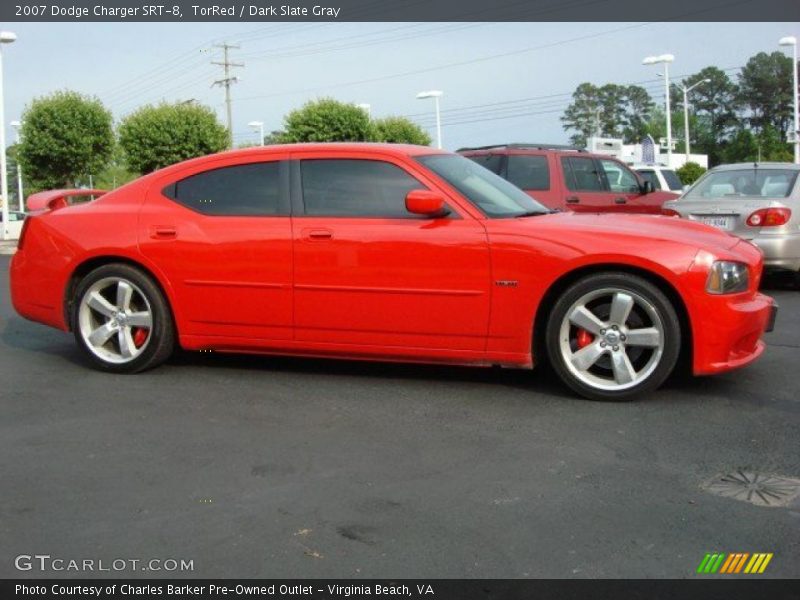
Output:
[{"xmin": 703, "ymin": 471, "xmax": 800, "ymax": 507}]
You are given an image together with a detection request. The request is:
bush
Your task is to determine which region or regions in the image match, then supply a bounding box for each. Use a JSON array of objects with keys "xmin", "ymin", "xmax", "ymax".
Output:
[
  {"xmin": 119, "ymin": 102, "xmax": 228, "ymax": 174},
  {"xmin": 18, "ymin": 91, "xmax": 114, "ymax": 189},
  {"xmin": 371, "ymin": 116, "xmax": 431, "ymax": 146},
  {"xmin": 676, "ymin": 162, "xmax": 706, "ymax": 185},
  {"xmin": 280, "ymin": 98, "xmax": 372, "ymax": 143}
]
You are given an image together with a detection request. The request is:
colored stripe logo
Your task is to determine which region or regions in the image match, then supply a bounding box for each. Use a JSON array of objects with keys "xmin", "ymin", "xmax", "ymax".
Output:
[{"xmin": 697, "ymin": 553, "xmax": 773, "ymax": 574}]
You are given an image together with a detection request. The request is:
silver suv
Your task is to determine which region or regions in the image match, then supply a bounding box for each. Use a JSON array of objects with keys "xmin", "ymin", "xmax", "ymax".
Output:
[{"xmin": 662, "ymin": 163, "xmax": 800, "ymax": 276}]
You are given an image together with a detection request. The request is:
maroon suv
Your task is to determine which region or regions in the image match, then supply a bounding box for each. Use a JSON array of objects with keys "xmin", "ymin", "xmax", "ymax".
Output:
[{"xmin": 459, "ymin": 143, "xmax": 678, "ymax": 214}]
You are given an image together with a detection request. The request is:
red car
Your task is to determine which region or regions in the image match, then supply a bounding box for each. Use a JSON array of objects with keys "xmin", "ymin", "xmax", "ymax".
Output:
[
  {"xmin": 459, "ymin": 143, "xmax": 679, "ymax": 213},
  {"xmin": 10, "ymin": 144, "xmax": 777, "ymax": 400}
]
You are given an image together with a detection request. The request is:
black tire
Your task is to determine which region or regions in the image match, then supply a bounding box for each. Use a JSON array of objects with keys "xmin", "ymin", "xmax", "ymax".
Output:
[
  {"xmin": 544, "ymin": 272, "xmax": 681, "ymax": 401},
  {"xmin": 71, "ymin": 263, "xmax": 175, "ymax": 373}
]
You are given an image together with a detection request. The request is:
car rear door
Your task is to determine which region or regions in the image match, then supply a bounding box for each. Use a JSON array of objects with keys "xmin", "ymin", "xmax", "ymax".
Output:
[
  {"xmin": 290, "ymin": 151, "xmax": 491, "ymax": 352},
  {"xmin": 139, "ymin": 154, "xmax": 293, "ymax": 341},
  {"xmin": 504, "ymin": 152, "xmax": 561, "ymax": 209}
]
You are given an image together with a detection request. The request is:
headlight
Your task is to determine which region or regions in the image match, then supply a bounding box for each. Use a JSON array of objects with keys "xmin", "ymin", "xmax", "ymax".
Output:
[{"xmin": 706, "ymin": 261, "xmax": 749, "ymax": 294}]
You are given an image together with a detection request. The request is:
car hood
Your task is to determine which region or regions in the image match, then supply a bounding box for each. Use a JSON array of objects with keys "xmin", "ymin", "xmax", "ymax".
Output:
[{"xmin": 511, "ymin": 211, "xmax": 742, "ymax": 252}]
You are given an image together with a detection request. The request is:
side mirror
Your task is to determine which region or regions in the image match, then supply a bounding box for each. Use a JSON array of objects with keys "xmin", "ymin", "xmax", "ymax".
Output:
[
  {"xmin": 641, "ymin": 180, "xmax": 654, "ymax": 194},
  {"xmin": 405, "ymin": 189, "xmax": 449, "ymax": 218}
]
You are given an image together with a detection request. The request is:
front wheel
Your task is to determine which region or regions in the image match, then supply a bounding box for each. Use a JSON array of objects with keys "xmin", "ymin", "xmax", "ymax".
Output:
[
  {"xmin": 545, "ymin": 272, "xmax": 681, "ymax": 401},
  {"xmin": 72, "ymin": 263, "xmax": 175, "ymax": 373}
]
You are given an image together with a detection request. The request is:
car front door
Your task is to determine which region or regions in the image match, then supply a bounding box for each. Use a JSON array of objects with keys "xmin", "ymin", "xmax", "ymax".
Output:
[
  {"xmin": 559, "ymin": 156, "xmax": 617, "ymax": 212},
  {"xmin": 139, "ymin": 155, "xmax": 293, "ymax": 341},
  {"xmin": 597, "ymin": 158, "xmax": 664, "ymax": 214},
  {"xmin": 290, "ymin": 153, "xmax": 491, "ymax": 353}
]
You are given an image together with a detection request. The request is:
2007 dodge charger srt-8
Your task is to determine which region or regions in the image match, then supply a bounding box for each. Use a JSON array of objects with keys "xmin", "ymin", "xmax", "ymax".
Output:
[{"xmin": 10, "ymin": 144, "xmax": 777, "ymax": 400}]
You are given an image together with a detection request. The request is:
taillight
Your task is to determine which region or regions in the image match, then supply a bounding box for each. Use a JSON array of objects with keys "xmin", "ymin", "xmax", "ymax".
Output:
[
  {"xmin": 662, "ymin": 208, "xmax": 680, "ymax": 217},
  {"xmin": 17, "ymin": 218, "xmax": 31, "ymax": 250},
  {"xmin": 746, "ymin": 207, "xmax": 791, "ymax": 227}
]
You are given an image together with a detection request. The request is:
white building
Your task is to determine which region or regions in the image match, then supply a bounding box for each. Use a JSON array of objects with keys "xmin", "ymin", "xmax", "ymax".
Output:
[{"xmin": 586, "ymin": 136, "xmax": 708, "ymax": 169}]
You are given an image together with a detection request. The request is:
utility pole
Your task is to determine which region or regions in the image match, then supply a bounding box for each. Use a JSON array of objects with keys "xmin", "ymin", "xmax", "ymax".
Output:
[{"xmin": 211, "ymin": 43, "xmax": 243, "ymax": 148}]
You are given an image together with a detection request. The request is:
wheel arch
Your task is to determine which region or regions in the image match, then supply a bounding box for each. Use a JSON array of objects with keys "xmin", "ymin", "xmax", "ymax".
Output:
[
  {"xmin": 532, "ymin": 263, "xmax": 693, "ymax": 374},
  {"xmin": 64, "ymin": 255, "xmax": 179, "ymax": 334}
]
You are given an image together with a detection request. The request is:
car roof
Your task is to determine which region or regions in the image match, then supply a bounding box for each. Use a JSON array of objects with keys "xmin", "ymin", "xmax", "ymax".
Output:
[
  {"xmin": 458, "ymin": 143, "xmax": 586, "ymax": 153},
  {"xmin": 709, "ymin": 162, "xmax": 800, "ymax": 171},
  {"xmin": 220, "ymin": 142, "xmax": 446, "ymax": 158}
]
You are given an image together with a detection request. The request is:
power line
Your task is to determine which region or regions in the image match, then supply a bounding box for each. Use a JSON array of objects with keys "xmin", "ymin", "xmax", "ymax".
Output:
[{"xmin": 235, "ymin": 22, "xmax": 656, "ymax": 103}]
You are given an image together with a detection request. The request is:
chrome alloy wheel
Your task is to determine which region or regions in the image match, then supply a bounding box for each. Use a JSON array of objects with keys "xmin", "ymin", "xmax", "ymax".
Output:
[
  {"xmin": 557, "ymin": 288, "xmax": 665, "ymax": 392},
  {"xmin": 78, "ymin": 277, "xmax": 153, "ymax": 364}
]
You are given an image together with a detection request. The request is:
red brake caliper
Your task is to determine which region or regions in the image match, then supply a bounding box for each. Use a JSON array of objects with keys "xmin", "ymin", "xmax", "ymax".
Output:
[
  {"xmin": 132, "ymin": 328, "xmax": 149, "ymax": 348},
  {"xmin": 576, "ymin": 328, "xmax": 594, "ymax": 349}
]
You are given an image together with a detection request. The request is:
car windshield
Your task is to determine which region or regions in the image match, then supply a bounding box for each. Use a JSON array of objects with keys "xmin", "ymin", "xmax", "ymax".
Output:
[
  {"xmin": 417, "ymin": 154, "xmax": 548, "ymax": 218},
  {"xmin": 685, "ymin": 168, "xmax": 799, "ymax": 199},
  {"xmin": 661, "ymin": 169, "xmax": 683, "ymax": 191}
]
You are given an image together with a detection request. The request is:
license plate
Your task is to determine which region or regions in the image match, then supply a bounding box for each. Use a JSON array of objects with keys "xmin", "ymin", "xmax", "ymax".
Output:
[{"xmin": 692, "ymin": 215, "xmax": 734, "ymax": 230}]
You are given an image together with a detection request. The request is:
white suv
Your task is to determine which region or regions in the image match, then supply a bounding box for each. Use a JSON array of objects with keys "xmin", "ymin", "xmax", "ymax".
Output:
[{"xmin": 633, "ymin": 164, "xmax": 684, "ymax": 193}]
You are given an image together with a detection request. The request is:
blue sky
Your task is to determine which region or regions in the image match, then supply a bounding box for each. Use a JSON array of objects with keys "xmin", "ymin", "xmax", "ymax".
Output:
[{"xmin": 3, "ymin": 22, "xmax": 798, "ymax": 150}]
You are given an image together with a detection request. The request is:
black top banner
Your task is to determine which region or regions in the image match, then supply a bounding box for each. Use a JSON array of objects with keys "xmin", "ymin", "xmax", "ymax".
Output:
[{"xmin": 3, "ymin": 0, "xmax": 800, "ymax": 22}]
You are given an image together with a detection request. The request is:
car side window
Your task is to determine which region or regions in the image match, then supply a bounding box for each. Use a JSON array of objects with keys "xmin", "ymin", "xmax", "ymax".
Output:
[
  {"xmin": 164, "ymin": 162, "xmax": 281, "ymax": 216},
  {"xmin": 562, "ymin": 157, "xmax": 606, "ymax": 192},
  {"xmin": 637, "ymin": 170, "xmax": 661, "ymax": 190},
  {"xmin": 599, "ymin": 159, "xmax": 640, "ymax": 194},
  {"xmin": 466, "ymin": 154, "xmax": 502, "ymax": 175},
  {"xmin": 300, "ymin": 159, "xmax": 427, "ymax": 217},
  {"xmin": 507, "ymin": 155, "xmax": 550, "ymax": 190}
]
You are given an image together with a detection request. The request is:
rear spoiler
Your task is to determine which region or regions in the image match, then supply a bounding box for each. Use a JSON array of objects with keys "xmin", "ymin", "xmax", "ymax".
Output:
[{"xmin": 26, "ymin": 189, "xmax": 108, "ymax": 212}]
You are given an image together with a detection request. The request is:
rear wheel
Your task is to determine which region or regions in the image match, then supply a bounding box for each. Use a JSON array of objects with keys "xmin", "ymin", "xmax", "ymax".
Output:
[
  {"xmin": 72, "ymin": 263, "xmax": 175, "ymax": 373},
  {"xmin": 545, "ymin": 272, "xmax": 681, "ymax": 401}
]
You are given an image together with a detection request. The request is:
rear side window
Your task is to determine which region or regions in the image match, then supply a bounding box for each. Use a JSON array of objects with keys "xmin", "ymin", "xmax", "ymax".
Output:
[
  {"xmin": 301, "ymin": 159, "xmax": 425, "ymax": 217},
  {"xmin": 164, "ymin": 162, "xmax": 281, "ymax": 215},
  {"xmin": 562, "ymin": 157, "xmax": 606, "ymax": 192},
  {"xmin": 661, "ymin": 169, "xmax": 684, "ymax": 191},
  {"xmin": 466, "ymin": 154, "xmax": 503, "ymax": 174},
  {"xmin": 507, "ymin": 155, "xmax": 550, "ymax": 190}
]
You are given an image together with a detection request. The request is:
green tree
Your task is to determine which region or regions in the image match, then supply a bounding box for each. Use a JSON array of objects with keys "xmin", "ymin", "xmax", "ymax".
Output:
[
  {"xmin": 94, "ymin": 144, "xmax": 137, "ymax": 190},
  {"xmin": 371, "ymin": 116, "xmax": 431, "ymax": 145},
  {"xmin": 118, "ymin": 102, "xmax": 228, "ymax": 174},
  {"xmin": 676, "ymin": 162, "xmax": 706, "ymax": 185},
  {"xmin": 737, "ymin": 51, "xmax": 795, "ymax": 138},
  {"xmin": 263, "ymin": 129, "xmax": 286, "ymax": 145},
  {"xmin": 723, "ymin": 125, "xmax": 793, "ymax": 163},
  {"xmin": 17, "ymin": 91, "xmax": 114, "ymax": 190},
  {"xmin": 670, "ymin": 66, "xmax": 740, "ymax": 166},
  {"xmin": 280, "ymin": 98, "xmax": 372, "ymax": 143},
  {"xmin": 561, "ymin": 83, "xmax": 653, "ymax": 147}
]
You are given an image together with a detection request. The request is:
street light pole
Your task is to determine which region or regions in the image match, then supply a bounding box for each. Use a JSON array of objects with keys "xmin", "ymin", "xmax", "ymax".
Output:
[
  {"xmin": 643, "ymin": 54, "xmax": 675, "ymax": 167},
  {"xmin": 0, "ymin": 31, "xmax": 17, "ymax": 242},
  {"xmin": 11, "ymin": 120, "xmax": 23, "ymax": 211},
  {"xmin": 416, "ymin": 90, "xmax": 444, "ymax": 149},
  {"xmin": 779, "ymin": 36, "xmax": 799, "ymax": 164},
  {"xmin": 681, "ymin": 79, "xmax": 710, "ymax": 164}
]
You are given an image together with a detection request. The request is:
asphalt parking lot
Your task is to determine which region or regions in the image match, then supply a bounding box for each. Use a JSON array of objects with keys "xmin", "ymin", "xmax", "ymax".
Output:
[{"xmin": 0, "ymin": 254, "xmax": 798, "ymax": 579}]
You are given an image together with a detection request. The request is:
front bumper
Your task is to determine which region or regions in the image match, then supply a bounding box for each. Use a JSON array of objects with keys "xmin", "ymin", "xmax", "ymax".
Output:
[{"xmin": 692, "ymin": 291, "xmax": 776, "ymax": 376}]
